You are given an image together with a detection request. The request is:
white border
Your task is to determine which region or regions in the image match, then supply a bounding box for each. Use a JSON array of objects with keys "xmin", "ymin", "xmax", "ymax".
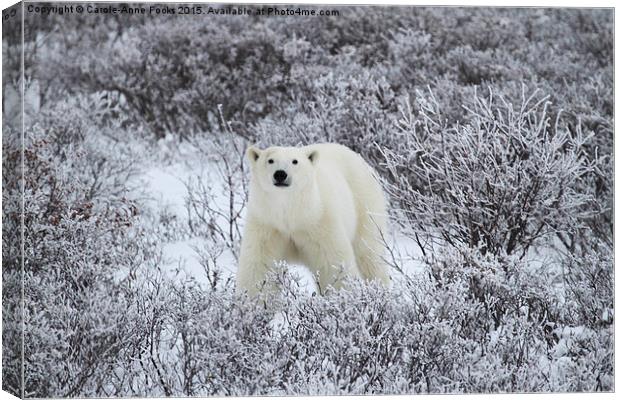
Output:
[
  {"xmin": 1, "ymin": 0, "xmax": 618, "ymax": 8},
  {"xmin": 0, "ymin": 1, "xmax": 616, "ymax": 400}
]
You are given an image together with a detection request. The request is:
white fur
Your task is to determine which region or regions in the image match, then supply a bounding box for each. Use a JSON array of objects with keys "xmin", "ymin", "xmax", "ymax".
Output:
[{"xmin": 237, "ymin": 143, "xmax": 389, "ymax": 296}]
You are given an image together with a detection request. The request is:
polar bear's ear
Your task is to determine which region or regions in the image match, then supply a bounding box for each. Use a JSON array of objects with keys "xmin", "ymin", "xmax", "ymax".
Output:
[
  {"xmin": 307, "ymin": 149, "xmax": 319, "ymax": 164},
  {"xmin": 246, "ymin": 146, "xmax": 262, "ymax": 166}
]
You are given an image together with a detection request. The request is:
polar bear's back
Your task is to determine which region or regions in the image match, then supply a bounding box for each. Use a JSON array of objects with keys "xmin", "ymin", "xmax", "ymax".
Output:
[
  {"xmin": 306, "ymin": 143, "xmax": 374, "ymax": 178},
  {"xmin": 308, "ymin": 143, "xmax": 387, "ymax": 228}
]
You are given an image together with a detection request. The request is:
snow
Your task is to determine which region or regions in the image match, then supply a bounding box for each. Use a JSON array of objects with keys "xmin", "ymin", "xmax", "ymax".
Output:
[
  {"xmin": 160, "ymin": 239, "xmax": 205, "ymax": 278},
  {"xmin": 140, "ymin": 163, "xmax": 189, "ymax": 216}
]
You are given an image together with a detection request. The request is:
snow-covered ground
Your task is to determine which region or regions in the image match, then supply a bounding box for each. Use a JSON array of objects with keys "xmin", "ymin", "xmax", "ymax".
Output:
[{"xmin": 140, "ymin": 163, "xmax": 204, "ymax": 275}]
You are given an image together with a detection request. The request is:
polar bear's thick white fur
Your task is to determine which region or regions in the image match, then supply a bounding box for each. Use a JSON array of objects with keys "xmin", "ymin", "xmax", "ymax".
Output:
[{"xmin": 237, "ymin": 143, "xmax": 389, "ymax": 296}]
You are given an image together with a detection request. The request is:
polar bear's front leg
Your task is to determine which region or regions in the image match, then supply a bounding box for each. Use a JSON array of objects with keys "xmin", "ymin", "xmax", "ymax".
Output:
[
  {"xmin": 296, "ymin": 226, "xmax": 360, "ymax": 294},
  {"xmin": 237, "ymin": 220, "xmax": 291, "ymax": 297}
]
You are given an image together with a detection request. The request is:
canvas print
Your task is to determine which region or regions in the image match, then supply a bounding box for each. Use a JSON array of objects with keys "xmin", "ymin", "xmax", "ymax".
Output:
[{"xmin": 2, "ymin": 1, "xmax": 614, "ymax": 397}]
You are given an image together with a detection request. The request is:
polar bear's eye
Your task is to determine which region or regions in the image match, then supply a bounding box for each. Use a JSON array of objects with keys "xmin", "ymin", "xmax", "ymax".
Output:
[
  {"xmin": 268, "ymin": 159, "xmax": 274, "ymax": 164},
  {"xmin": 292, "ymin": 159, "xmax": 298, "ymax": 165}
]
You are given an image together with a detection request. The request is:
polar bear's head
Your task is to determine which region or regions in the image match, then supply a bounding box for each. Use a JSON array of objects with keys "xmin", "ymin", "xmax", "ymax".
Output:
[{"xmin": 246, "ymin": 145, "xmax": 318, "ymax": 192}]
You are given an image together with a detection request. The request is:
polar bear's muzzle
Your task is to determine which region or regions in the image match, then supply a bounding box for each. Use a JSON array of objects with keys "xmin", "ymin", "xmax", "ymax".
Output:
[{"xmin": 273, "ymin": 170, "xmax": 290, "ymax": 187}]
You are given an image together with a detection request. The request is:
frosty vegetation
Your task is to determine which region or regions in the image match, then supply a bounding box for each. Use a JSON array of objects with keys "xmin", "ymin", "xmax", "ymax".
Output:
[{"xmin": 2, "ymin": 6, "xmax": 613, "ymax": 396}]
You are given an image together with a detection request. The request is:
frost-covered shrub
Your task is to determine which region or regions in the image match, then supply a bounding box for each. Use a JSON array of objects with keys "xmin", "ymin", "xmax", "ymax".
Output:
[
  {"xmin": 7, "ymin": 241, "xmax": 615, "ymax": 396},
  {"xmin": 562, "ymin": 241, "xmax": 614, "ymax": 328},
  {"xmin": 20, "ymin": 146, "xmax": 139, "ymax": 397},
  {"xmin": 133, "ymin": 262, "xmax": 607, "ymax": 395},
  {"xmin": 253, "ymin": 61, "xmax": 400, "ymax": 169},
  {"xmin": 414, "ymin": 248, "xmax": 612, "ymax": 393},
  {"xmin": 385, "ymin": 28, "xmax": 449, "ymax": 89},
  {"xmin": 30, "ymin": 94, "xmax": 139, "ymax": 206},
  {"xmin": 272, "ymin": 280, "xmax": 423, "ymax": 394},
  {"xmin": 184, "ymin": 129, "xmax": 248, "ymax": 288},
  {"xmin": 547, "ymin": 325, "xmax": 614, "ymax": 391},
  {"xmin": 426, "ymin": 247, "xmax": 563, "ymax": 333},
  {"xmin": 45, "ymin": 15, "xmax": 292, "ymax": 138},
  {"xmin": 2, "ymin": 126, "xmax": 24, "ymax": 397},
  {"xmin": 378, "ymin": 9, "xmax": 613, "ymax": 220},
  {"xmin": 35, "ymin": 6, "xmax": 613, "ymax": 189},
  {"xmin": 382, "ymin": 88, "xmax": 602, "ymax": 257},
  {"xmin": 1, "ymin": 96, "xmax": 147, "ymax": 397},
  {"xmin": 309, "ymin": 7, "xmax": 417, "ymax": 66}
]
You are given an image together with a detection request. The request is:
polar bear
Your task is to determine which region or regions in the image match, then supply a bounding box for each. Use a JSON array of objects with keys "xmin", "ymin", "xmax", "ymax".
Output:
[{"xmin": 237, "ymin": 143, "xmax": 389, "ymax": 296}]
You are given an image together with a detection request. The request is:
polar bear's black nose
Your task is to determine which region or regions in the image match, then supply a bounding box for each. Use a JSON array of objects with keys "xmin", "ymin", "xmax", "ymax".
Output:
[{"xmin": 273, "ymin": 170, "xmax": 288, "ymax": 183}]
